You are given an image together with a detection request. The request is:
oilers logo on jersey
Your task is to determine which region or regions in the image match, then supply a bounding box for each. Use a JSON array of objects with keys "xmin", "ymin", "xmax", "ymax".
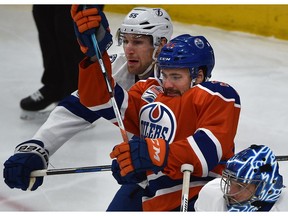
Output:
[{"xmin": 139, "ymin": 102, "xmax": 176, "ymax": 144}]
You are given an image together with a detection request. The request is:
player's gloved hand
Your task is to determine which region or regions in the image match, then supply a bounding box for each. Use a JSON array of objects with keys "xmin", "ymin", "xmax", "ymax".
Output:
[
  {"xmin": 110, "ymin": 137, "xmax": 169, "ymax": 177},
  {"xmin": 71, "ymin": 5, "xmax": 113, "ymax": 57},
  {"xmin": 3, "ymin": 140, "xmax": 49, "ymax": 191},
  {"xmin": 111, "ymin": 159, "xmax": 147, "ymax": 184}
]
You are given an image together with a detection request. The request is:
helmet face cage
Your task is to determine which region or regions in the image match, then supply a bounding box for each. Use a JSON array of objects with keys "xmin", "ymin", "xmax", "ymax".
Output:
[
  {"xmin": 117, "ymin": 7, "xmax": 173, "ymax": 48},
  {"xmin": 157, "ymin": 34, "xmax": 215, "ymax": 82},
  {"xmin": 220, "ymin": 145, "xmax": 283, "ymax": 212},
  {"xmin": 221, "ymin": 170, "xmax": 264, "ymax": 206}
]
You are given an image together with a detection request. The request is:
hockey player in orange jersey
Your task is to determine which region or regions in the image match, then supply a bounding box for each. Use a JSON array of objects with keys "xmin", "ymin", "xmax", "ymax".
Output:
[{"xmin": 77, "ymin": 32, "xmax": 241, "ymax": 211}]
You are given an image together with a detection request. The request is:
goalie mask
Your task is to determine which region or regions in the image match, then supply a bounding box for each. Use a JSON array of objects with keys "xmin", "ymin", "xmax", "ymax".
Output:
[
  {"xmin": 157, "ymin": 34, "xmax": 215, "ymax": 85},
  {"xmin": 117, "ymin": 7, "xmax": 173, "ymax": 48},
  {"xmin": 220, "ymin": 144, "xmax": 283, "ymax": 212}
]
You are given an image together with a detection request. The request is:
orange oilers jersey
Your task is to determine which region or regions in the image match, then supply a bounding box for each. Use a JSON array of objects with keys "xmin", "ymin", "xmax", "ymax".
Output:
[{"xmin": 78, "ymin": 57, "xmax": 241, "ymax": 211}]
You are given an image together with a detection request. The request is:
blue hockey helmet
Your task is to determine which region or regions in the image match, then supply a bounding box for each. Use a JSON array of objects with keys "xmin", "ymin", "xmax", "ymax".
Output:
[
  {"xmin": 157, "ymin": 34, "xmax": 215, "ymax": 81},
  {"xmin": 221, "ymin": 144, "xmax": 283, "ymax": 212}
]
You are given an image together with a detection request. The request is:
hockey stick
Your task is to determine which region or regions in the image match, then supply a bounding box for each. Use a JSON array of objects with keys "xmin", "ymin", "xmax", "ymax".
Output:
[
  {"xmin": 276, "ymin": 155, "xmax": 288, "ymax": 161},
  {"xmin": 82, "ymin": 5, "xmax": 128, "ymax": 142},
  {"xmin": 90, "ymin": 30, "xmax": 129, "ymax": 143},
  {"xmin": 180, "ymin": 164, "xmax": 194, "ymax": 212},
  {"xmin": 30, "ymin": 165, "xmax": 111, "ymax": 177},
  {"xmin": 28, "ymin": 164, "xmax": 111, "ymax": 190},
  {"xmin": 30, "ymin": 154, "xmax": 288, "ymax": 178}
]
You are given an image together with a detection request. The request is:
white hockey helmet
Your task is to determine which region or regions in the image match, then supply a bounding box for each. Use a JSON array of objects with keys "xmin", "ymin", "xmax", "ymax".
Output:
[{"xmin": 117, "ymin": 7, "xmax": 173, "ymax": 47}]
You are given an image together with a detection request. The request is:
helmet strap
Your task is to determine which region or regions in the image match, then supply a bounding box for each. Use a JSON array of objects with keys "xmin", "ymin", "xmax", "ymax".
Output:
[
  {"xmin": 152, "ymin": 44, "xmax": 160, "ymax": 61},
  {"xmin": 139, "ymin": 46, "xmax": 159, "ymax": 80},
  {"xmin": 190, "ymin": 79, "xmax": 197, "ymax": 87},
  {"xmin": 189, "ymin": 68, "xmax": 198, "ymax": 87},
  {"xmin": 137, "ymin": 63, "xmax": 154, "ymax": 80}
]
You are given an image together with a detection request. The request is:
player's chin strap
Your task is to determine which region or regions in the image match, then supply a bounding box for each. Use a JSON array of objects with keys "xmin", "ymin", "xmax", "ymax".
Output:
[
  {"xmin": 137, "ymin": 64, "xmax": 154, "ymax": 80},
  {"xmin": 137, "ymin": 46, "xmax": 159, "ymax": 80},
  {"xmin": 190, "ymin": 67, "xmax": 199, "ymax": 87}
]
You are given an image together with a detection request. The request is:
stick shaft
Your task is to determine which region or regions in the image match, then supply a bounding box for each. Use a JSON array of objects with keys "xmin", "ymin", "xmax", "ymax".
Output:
[
  {"xmin": 31, "ymin": 154, "xmax": 288, "ymax": 177},
  {"xmin": 91, "ymin": 34, "xmax": 129, "ymax": 143},
  {"xmin": 180, "ymin": 164, "xmax": 194, "ymax": 212},
  {"xmin": 180, "ymin": 171, "xmax": 191, "ymax": 212},
  {"xmin": 30, "ymin": 165, "xmax": 111, "ymax": 177},
  {"xmin": 276, "ymin": 155, "xmax": 288, "ymax": 161}
]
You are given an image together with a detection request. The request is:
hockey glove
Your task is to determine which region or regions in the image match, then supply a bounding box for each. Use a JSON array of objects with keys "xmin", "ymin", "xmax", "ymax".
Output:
[
  {"xmin": 3, "ymin": 140, "xmax": 49, "ymax": 191},
  {"xmin": 111, "ymin": 159, "xmax": 147, "ymax": 184},
  {"xmin": 71, "ymin": 5, "xmax": 113, "ymax": 57},
  {"xmin": 110, "ymin": 137, "xmax": 169, "ymax": 177}
]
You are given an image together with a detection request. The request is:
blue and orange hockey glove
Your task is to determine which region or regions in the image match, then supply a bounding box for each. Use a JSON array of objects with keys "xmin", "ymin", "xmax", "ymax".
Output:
[
  {"xmin": 111, "ymin": 159, "xmax": 147, "ymax": 184},
  {"xmin": 110, "ymin": 137, "xmax": 169, "ymax": 178},
  {"xmin": 71, "ymin": 5, "xmax": 112, "ymax": 57}
]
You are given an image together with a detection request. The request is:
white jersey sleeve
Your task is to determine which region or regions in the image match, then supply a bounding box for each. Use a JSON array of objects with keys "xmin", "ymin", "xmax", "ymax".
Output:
[
  {"xmin": 31, "ymin": 53, "xmax": 137, "ymax": 156},
  {"xmin": 194, "ymin": 178, "xmax": 227, "ymax": 211},
  {"xmin": 32, "ymin": 102, "xmax": 91, "ymax": 156}
]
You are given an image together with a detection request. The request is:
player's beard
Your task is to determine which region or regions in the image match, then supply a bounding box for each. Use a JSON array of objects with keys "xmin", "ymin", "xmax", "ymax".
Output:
[{"xmin": 164, "ymin": 88, "xmax": 182, "ymax": 97}]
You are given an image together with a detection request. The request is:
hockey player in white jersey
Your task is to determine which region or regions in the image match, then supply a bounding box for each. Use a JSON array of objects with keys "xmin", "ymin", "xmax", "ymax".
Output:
[
  {"xmin": 194, "ymin": 144, "xmax": 287, "ymax": 211},
  {"xmin": 3, "ymin": 5, "xmax": 173, "ymax": 211}
]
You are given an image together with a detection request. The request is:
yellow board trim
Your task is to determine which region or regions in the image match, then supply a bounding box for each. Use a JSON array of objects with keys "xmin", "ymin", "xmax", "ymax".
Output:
[{"xmin": 105, "ymin": 4, "xmax": 288, "ymax": 40}]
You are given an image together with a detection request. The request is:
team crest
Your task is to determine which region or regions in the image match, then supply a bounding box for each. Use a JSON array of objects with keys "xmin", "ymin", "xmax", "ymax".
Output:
[
  {"xmin": 194, "ymin": 38, "xmax": 205, "ymax": 49},
  {"xmin": 153, "ymin": 8, "xmax": 164, "ymax": 17},
  {"xmin": 139, "ymin": 102, "xmax": 176, "ymax": 144}
]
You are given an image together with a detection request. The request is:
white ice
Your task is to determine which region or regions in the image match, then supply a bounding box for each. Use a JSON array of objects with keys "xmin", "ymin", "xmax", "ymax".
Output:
[{"xmin": 0, "ymin": 5, "xmax": 287, "ymax": 211}]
